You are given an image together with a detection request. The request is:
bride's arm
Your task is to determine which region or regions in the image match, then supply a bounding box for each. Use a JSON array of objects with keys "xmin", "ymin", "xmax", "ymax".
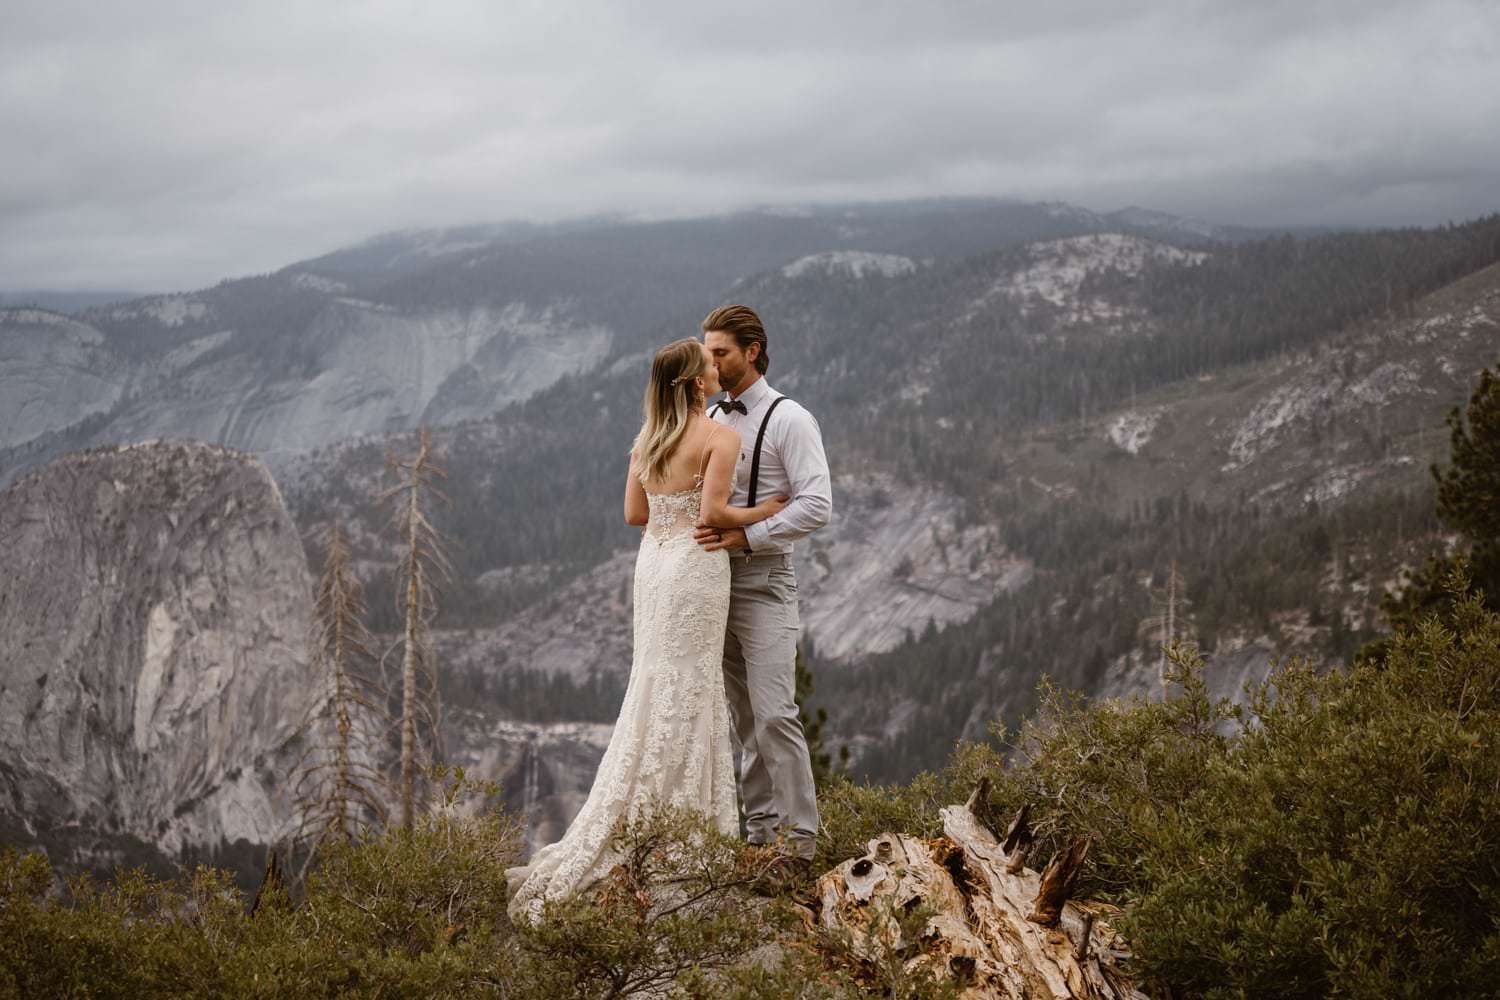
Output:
[
  {"xmin": 699, "ymin": 428, "xmax": 788, "ymax": 528},
  {"xmin": 624, "ymin": 450, "xmax": 649, "ymax": 526}
]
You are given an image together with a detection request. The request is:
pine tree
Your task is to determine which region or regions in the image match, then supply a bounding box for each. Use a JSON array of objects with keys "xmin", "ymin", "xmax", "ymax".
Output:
[{"xmin": 1381, "ymin": 361, "xmax": 1500, "ymax": 638}]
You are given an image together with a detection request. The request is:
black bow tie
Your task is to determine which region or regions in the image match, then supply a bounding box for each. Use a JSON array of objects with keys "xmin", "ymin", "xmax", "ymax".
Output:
[{"xmin": 716, "ymin": 399, "xmax": 749, "ymax": 416}]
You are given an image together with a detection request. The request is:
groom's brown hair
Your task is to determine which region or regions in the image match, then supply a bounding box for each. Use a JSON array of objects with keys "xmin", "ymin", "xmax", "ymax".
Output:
[{"xmin": 701, "ymin": 304, "xmax": 769, "ymax": 375}]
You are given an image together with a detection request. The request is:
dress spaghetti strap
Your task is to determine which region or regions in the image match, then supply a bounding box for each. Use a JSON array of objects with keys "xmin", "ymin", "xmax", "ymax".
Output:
[{"xmin": 693, "ymin": 423, "xmax": 721, "ymax": 487}]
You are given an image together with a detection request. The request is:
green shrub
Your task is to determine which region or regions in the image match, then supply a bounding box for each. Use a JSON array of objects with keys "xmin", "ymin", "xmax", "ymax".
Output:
[
  {"xmin": 816, "ymin": 740, "xmax": 1012, "ymax": 870},
  {"xmin": 1120, "ymin": 577, "xmax": 1500, "ymax": 998},
  {"xmin": 819, "ymin": 566, "xmax": 1500, "ymax": 998},
  {"xmin": 508, "ymin": 808, "xmax": 787, "ymax": 998},
  {"xmin": 0, "ymin": 804, "xmax": 521, "ymax": 999},
  {"xmin": 920, "ymin": 567, "xmax": 1499, "ymax": 999},
  {"xmin": 1006, "ymin": 648, "xmax": 1239, "ymax": 899},
  {"xmin": 0, "ymin": 798, "xmax": 808, "ymax": 999}
]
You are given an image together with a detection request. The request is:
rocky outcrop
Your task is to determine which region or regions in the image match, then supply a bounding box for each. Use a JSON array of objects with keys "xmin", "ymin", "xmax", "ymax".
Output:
[
  {"xmin": 1224, "ymin": 356, "xmax": 1424, "ymax": 470},
  {"xmin": 782, "ymin": 251, "xmax": 921, "ymax": 280},
  {"xmin": 0, "ymin": 440, "xmax": 320, "ymax": 863},
  {"xmin": 798, "ymin": 475, "xmax": 1032, "ymax": 661}
]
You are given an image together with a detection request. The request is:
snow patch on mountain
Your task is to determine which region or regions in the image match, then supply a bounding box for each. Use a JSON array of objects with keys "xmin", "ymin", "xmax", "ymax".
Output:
[
  {"xmin": 782, "ymin": 251, "xmax": 918, "ymax": 280},
  {"xmin": 334, "ymin": 296, "xmax": 398, "ymax": 312}
]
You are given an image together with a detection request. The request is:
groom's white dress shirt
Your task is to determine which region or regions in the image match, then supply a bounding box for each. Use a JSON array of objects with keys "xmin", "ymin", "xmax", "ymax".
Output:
[{"xmin": 710, "ymin": 377, "xmax": 833, "ymax": 555}]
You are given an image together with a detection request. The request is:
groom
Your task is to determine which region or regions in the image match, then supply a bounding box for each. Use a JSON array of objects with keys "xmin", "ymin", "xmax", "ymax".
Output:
[{"xmin": 694, "ymin": 304, "xmax": 832, "ymax": 878}]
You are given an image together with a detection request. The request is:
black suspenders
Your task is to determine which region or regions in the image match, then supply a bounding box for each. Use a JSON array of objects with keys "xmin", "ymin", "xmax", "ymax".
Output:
[{"xmin": 746, "ymin": 396, "xmax": 790, "ymax": 507}]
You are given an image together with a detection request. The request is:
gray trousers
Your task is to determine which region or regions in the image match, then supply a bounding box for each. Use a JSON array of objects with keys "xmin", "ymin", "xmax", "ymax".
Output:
[{"xmin": 722, "ymin": 552, "xmax": 818, "ymax": 858}]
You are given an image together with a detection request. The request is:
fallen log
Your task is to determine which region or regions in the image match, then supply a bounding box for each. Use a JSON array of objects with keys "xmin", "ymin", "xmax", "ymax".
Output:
[{"xmin": 816, "ymin": 791, "xmax": 1147, "ymax": 999}]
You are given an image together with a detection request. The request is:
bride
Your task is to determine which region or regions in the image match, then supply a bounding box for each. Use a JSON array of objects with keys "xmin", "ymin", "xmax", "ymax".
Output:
[{"xmin": 508, "ymin": 338, "xmax": 788, "ymax": 923}]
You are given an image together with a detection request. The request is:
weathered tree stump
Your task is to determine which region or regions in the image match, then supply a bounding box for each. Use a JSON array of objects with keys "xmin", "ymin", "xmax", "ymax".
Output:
[
  {"xmin": 816, "ymin": 794, "xmax": 1146, "ymax": 999},
  {"xmin": 250, "ymin": 845, "xmax": 286, "ymax": 917},
  {"xmin": 1028, "ymin": 835, "xmax": 1091, "ymax": 927}
]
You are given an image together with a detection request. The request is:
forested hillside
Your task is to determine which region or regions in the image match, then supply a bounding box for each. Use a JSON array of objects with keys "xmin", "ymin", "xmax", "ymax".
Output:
[
  {"xmin": 282, "ymin": 215, "xmax": 1500, "ymax": 781},
  {"xmin": 1, "ymin": 198, "xmax": 1215, "ymax": 486}
]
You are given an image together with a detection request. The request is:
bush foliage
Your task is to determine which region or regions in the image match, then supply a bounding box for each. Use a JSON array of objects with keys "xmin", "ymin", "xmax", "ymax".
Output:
[
  {"xmin": 0, "ymin": 798, "xmax": 955, "ymax": 999},
  {"xmin": 1122, "ymin": 579, "xmax": 1500, "ymax": 998},
  {"xmin": 823, "ymin": 569, "xmax": 1500, "ymax": 998},
  {"xmin": 987, "ymin": 571, "xmax": 1500, "ymax": 998}
]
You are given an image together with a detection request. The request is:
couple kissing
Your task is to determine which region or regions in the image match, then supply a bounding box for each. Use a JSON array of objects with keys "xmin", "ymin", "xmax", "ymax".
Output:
[{"xmin": 509, "ymin": 304, "xmax": 832, "ymax": 922}]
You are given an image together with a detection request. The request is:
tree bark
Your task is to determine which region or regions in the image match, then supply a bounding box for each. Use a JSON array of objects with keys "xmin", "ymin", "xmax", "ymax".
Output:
[{"xmin": 816, "ymin": 794, "xmax": 1147, "ymax": 999}]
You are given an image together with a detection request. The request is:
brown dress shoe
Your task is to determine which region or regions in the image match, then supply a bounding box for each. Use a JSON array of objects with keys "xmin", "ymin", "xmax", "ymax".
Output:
[{"xmin": 751, "ymin": 854, "xmax": 814, "ymax": 897}]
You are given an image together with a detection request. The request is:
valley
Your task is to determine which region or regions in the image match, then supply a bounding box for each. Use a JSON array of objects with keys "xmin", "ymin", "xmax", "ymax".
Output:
[{"xmin": 3, "ymin": 199, "xmax": 1498, "ymax": 868}]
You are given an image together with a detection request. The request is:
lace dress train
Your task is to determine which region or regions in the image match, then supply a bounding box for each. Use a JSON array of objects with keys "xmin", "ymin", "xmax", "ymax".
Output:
[{"xmin": 508, "ymin": 485, "xmax": 736, "ymax": 923}]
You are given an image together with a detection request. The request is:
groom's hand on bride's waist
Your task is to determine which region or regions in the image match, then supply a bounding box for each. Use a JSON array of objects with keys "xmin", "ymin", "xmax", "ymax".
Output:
[{"xmin": 694, "ymin": 525, "xmax": 748, "ymax": 553}]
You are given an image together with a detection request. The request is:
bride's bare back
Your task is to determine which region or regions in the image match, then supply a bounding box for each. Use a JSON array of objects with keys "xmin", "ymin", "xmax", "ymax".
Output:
[
  {"xmin": 639, "ymin": 416, "xmax": 724, "ymax": 495},
  {"xmin": 625, "ymin": 415, "xmax": 785, "ymax": 530}
]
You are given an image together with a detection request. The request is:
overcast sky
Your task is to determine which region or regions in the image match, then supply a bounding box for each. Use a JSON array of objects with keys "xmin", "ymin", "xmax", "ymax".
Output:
[{"xmin": 3, "ymin": 0, "xmax": 1498, "ymax": 292}]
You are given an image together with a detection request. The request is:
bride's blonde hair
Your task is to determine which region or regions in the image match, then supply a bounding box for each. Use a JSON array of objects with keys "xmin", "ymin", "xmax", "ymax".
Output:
[{"xmin": 633, "ymin": 338, "xmax": 708, "ymax": 484}]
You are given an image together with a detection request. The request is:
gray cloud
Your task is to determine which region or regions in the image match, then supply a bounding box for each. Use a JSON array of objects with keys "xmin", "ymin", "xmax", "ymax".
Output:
[{"xmin": 2, "ymin": 0, "xmax": 1497, "ymax": 291}]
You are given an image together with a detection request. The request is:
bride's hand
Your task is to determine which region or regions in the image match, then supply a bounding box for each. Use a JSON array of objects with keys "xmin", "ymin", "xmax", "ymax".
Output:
[{"xmin": 755, "ymin": 494, "xmax": 790, "ymax": 519}]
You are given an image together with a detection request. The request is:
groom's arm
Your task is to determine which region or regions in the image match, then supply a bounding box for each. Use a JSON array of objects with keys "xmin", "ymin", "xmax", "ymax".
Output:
[{"xmin": 743, "ymin": 405, "xmax": 832, "ymax": 551}]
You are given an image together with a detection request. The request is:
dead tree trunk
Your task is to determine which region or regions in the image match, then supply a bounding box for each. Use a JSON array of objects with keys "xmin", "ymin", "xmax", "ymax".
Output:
[
  {"xmin": 816, "ymin": 792, "xmax": 1147, "ymax": 999},
  {"xmin": 380, "ymin": 430, "xmax": 449, "ymax": 831}
]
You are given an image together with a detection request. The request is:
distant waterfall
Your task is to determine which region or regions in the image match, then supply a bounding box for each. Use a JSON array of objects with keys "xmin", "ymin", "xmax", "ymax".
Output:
[{"xmin": 520, "ymin": 735, "xmax": 540, "ymax": 819}]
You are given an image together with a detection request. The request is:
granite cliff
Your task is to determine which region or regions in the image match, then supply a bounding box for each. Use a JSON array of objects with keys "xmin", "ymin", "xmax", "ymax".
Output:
[
  {"xmin": 0, "ymin": 441, "xmax": 320, "ymax": 870},
  {"xmin": 0, "ymin": 296, "xmax": 612, "ymax": 485}
]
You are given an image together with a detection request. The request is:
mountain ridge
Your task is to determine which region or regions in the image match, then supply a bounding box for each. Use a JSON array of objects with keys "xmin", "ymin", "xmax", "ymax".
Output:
[{"xmin": 4, "ymin": 203, "xmax": 1499, "ymax": 867}]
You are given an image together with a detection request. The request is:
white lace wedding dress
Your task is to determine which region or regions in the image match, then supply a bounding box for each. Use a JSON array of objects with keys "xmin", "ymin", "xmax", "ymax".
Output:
[{"xmin": 508, "ymin": 481, "xmax": 737, "ymax": 924}]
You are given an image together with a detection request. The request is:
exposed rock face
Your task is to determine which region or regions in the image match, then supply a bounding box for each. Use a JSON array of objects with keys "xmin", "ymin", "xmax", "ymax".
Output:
[
  {"xmin": 781, "ymin": 251, "xmax": 921, "ymax": 280},
  {"xmin": 0, "ymin": 308, "xmax": 144, "ymax": 449},
  {"xmin": 437, "ymin": 551, "xmax": 637, "ymax": 683},
  {"xmin": 968, "ymin": 233, "xmax": 1206, "ymax": 324},
  {"xmin": 797, "ymin": 475, "xmax": 1032, "ymax": 661},
  {"xmin": 446, "ymin": 711, "xmax": 613, "ymax": 857},
  {"xmin": 1106, "ymin": 408, "xmax": 1163, "ymax": 455},
  {"xmin": 1224, "ymin": 357, "xmax": 1424, "ymax": 469},
  {"xmin": 0, "ymin": 297, "xmax": 612, "ymax": 485},
  {"xmin": 436, "ymin": 476, "xmax": 1031, "ymax": 687},
  {"xmin": 1094, "ymin": 639, "xmax": 1279, "ymax": 706},
  {"xmin": 0, "ymin": 440, "xmax": 320, "ymax": 862}
]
